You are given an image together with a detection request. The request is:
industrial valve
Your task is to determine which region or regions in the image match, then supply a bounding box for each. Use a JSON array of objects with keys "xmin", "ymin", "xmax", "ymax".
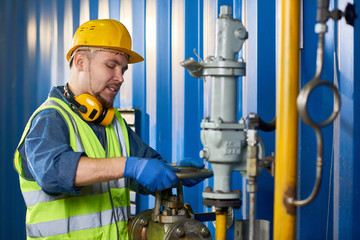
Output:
[
  {"xmin": 129, "ymin": 166, "xmax": 213, "ymax": 239},
  {"xmin": 181, "ymin": 4, "xmax": 266, "ymax": 210},
  {"xmin": 181, "ymin": 5, "xmax": 271, "ymax": 239}
]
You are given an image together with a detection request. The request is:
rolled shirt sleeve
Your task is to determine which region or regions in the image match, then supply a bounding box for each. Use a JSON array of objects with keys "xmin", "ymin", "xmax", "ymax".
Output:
[{"xmin": 19, "ymin": 109, "xmax": 83, "ymax": 195}]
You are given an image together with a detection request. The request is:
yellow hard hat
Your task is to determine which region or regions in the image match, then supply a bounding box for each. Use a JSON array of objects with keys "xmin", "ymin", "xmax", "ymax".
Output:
[{"xmin": 66, "ymin": 19, "xmax": 144, "ymax": 64}]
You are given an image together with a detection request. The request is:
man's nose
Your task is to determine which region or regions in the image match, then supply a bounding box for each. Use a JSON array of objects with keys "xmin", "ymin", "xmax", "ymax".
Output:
[{"xmin": 114, "ymin": 69, "xmax": 124, "ymax": 83}]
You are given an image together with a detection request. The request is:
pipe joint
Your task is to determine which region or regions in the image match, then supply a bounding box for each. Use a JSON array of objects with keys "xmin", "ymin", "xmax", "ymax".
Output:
[{"xmin": 314, "ymin": 23, "xmax": 327, "ymax": 34}]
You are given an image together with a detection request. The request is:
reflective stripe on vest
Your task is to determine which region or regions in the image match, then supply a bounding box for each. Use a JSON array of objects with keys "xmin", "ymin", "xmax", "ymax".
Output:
[
  {"xmin": 14, "ymin": 97, "xmax": 131, "ymax": 239},
  {"xmin": 27, "ymin": 206, "xmax": 129, "ymax": 238},
  {"xmin": 22, "ymin": 181, "xmax": 127, "ymax": 207}
]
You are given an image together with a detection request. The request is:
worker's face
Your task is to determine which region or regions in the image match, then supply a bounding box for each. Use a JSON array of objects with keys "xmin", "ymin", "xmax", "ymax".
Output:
[{"xmin": 83, "ymin": 51, "xmax": 128, "ymax": 108}]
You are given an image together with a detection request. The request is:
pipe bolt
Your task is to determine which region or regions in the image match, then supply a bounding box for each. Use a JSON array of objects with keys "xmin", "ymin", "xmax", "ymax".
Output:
[
  {"xmin": 315, "ymin": 23, "xmax": 327, "ymax": 33},
  {"xmin": 204, "ymin": 186, "xmax": 213, "ymax": 192},
  {"xmin": 201, "ymin": 227, "xmax": 210, "ymax": 237},
  {"xmin": 200, "ymin": 148, "xmax": 209, "ymax": 159},
  {"xmin": 175, "ymin": 228, "xmax": 185, "ymax": 237},
  {"xmin": 139, "ymin": 218, "xmax": 148, "ymax": 227},
  {"xmin": 219, "ymin": 5, "xmax": 232, "ymax": 17},
  {"xmin": 235, "ymin": 28, "xmax": 248, "ymax": 40},
  {"xmin": 238, "ymin": 118, "xmax": 245, "ymax": 125},
  {"xmin": 178, "ymin": 209, "xmax": 186, "ymax": 215},
  {"xmin": 233, "ymin": 189, "xmax": 242, "ymax": 194}
]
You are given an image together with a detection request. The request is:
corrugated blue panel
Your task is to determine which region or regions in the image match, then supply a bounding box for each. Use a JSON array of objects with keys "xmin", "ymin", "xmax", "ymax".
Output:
[
  {"xmin": 132, "ymin": 0, "xmax": 147, "ymax": 141},
  {"xmin": 244, "ymin": 0, "xmax": 258, "ymax": 114},
  {"xmin": 352, "ymin": 1, "xmax": 360, "ymax": 238},
  {"xmin": 171, "ymin": 0, "xmax": 185, "ymax": 168},
  {"xmin": 72, "ymin": 0, "xmax": 81, "ymax": 35},
  {"xmin": 156, "ymin": 0, "xmax": 172, "ymax": 162},
  {"xmin": 2, "ymin": 0, "xmax": 359, "ymax": 239},
  {"xmin": 298, "ymin": 0, "xmax": 335, "ymax": 239},
  {"xmin": 232, "ymin": 0, "xmax": 246, "ymax": 235},
  {"xmin": 234, "ymin": 0, "xmax": 243, "ymax": 122},
  {"xmin": 89, "ymin": 0, "xmax": 98, "ymax": 20},
  {"xmin": 333, "ymin": 1, "xmax": 360, "ymax": 239},
  {"xmin": 110, "ymin": 0, "xmax": 121, "ymax": 108},
  {"xmin": 183, "ymin": 0, "xmax": 205, "ymax": 225},
  {"xmin": 24, "ymin": 0, "xmax": 41, "ymax": 113},
  {"xmin": 145, "ymin": 0, "xmax": 157, "ymax": 155},
  {"xmin": 184, "ymin": 0, "xmax": 202, "ymax": 166},
  {"xmin": 109, "ymin": 0, "xmax": 120, "ymax": 20},
  {"xmin": 37, "ymin": 0, "xmax": 52, "ymax": 103},
  {"xmin": 252, "ymin": 1, "xmax": 276, "ymax": 236},
  {"xmin": 54, "ymin": 0, "xmax": 66, "ymax": 86},
  {"xmin": 132, "ymin": 0, "xmax": 148, "ymax": 213},
  {"xmin": 244, "ymin": 1, "xmax": 276, "ymax": 239},
  {"xmin": 233, "ymin": 0, "xmax": 242, "ymax": 20},
  {"xmin": 1, "ymin": 0, "xmax": 27, "ymax": 238}
]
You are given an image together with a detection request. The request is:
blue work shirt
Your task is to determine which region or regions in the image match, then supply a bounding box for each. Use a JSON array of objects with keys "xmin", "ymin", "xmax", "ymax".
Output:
[{"xmin": 18, "ymin": 86, "xmax": 162, "ymax": 196}]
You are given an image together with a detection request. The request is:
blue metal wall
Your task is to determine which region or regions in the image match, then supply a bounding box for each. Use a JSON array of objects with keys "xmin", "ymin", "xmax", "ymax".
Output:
[
  {"xmin": 298, "ymin": 1, "xmax": 335, "ymax": 238},
  {"xmin": 1, "ymin": 1, "xmax": 27, "ymax": 239},
  {"xmin": 297, "ymin": 1, "xmax": 360, "ymax": 239},
  {"xmin": 0, "ymin": 0, "xmax": 359, "ymax": 239},
  {"xmin": 244, "ymin": 0, "xmax": 276, "ymax": 233},
  {"xmin": 333, "ymin": 0, "xmax": 360, "ymax": 239}
]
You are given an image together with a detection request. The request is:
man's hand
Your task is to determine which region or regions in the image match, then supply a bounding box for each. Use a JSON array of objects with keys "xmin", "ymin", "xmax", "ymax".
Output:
[
  {"xmin": 124, "ymin": 157, "xmax": 179, "ymax": 192},
  {"xmin": 176, "ymin": 158, "xmax": 205, "ymax": 187}
]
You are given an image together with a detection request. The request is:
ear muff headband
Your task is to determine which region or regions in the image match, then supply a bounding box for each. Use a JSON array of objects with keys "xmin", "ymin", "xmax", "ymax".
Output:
[
  {"xmin": 64, "ymin": 84, "xmax": 87, "ymax": 113},
  {"xmin": 64, "ymin": 84, "xmax": 114, "ymax": 126}
]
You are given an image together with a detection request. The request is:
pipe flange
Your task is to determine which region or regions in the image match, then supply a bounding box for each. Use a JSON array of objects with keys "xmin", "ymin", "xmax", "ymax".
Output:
[
  {"xmin": 202, "ymin": 58, "xmax": 246, "ymax": 77},
  {"xmin": 165, "ymin": 218, "xmax": 212, "ymax": 240},
  {"xmin": 128, "ymin": 209, "xmax": 153, "ymax": 239},
  {"xmin": 203, "ymin": 198, "xmax": 242, "ymax": 209},
  {"xmin": 314, "ymin": 23, "xmax": 327, "ymax": 33},
  {"xmin": 200, "ymin": 121, "xmax": 246, "ymax": 130},
  {"xmin": 202, "ymin": 191, "xmax": 242, "ymax": 201}
]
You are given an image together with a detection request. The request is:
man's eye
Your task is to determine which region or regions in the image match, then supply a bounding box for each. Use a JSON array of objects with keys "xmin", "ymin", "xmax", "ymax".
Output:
[
  {"xmin": 107, "ymin": 64, "xmax": 115, "ymax": 69},
  {"xmin": 122, "ymin": 66, "xmax": 128, "ymax": 75}
]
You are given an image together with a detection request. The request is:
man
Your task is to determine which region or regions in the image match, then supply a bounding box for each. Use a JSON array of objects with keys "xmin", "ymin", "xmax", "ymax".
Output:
[{"xmin": 14, "ymin": 19, "xmax": 203, "ymax": 239}]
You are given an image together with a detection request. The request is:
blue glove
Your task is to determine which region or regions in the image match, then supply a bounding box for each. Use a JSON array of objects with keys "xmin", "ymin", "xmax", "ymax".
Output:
[
  {"xmin": 176, "ymin": 158, "xmax": 205, "ymax": 187},
  {"xmin": 124, "ymin": 157, "xmax": 179, "ymax": 192}
]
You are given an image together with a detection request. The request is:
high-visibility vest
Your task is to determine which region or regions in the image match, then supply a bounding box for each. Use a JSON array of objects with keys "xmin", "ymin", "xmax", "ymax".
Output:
[{"xmin": 14, "ymin": 97, "xmax": 131, "ymax": 240}]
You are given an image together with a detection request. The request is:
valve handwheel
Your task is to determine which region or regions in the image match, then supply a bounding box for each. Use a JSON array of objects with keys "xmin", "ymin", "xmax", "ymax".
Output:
[{"xmin": 174, "ymin": 166, "xmax": 213, "ymax": 180}]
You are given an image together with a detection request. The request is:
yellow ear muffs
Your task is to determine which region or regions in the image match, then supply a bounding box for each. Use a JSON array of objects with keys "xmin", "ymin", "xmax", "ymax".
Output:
[
  {"xmin": 98, "ymin": 107, "xmax": 115, "ymax": 127},
  {"xmin": 74, "ymin": 94, "xmax": 115, "ymax": 127},
  {"xmin": 74, "ymin": 94, "xmax": 103, "ymax": 122},
  {"xmin": 64, "ymin": 84, "xmax": 114, "ymax": 126}
]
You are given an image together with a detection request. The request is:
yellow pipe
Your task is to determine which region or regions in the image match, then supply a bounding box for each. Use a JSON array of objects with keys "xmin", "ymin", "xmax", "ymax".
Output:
[
  {"xmin": 215, "ymin": 211, "xmax": 227, "ymax": 240},
  {"xmin": 273, "ymin": 0, "xmax": 300, "ymax": 239}
]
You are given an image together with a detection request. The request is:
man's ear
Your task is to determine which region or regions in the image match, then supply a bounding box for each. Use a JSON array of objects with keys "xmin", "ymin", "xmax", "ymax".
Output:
[{"xmin": 73, "ymin": 52, "xmax": 85, "ymax": 71}]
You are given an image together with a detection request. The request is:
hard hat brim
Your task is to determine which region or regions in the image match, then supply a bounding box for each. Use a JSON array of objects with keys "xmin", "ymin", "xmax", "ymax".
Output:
[{"xmin": 66, "ymin": 45, "xmax": 144, "ymax": 64}]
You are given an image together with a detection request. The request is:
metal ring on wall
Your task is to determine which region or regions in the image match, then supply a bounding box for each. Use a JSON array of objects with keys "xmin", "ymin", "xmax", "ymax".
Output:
[{"xmin": 297, "ymin": 79, "xmax": 341, "ymax": 128}]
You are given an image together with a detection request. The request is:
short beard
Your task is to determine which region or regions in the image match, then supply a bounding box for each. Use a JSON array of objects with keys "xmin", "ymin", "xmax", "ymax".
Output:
[
  {"xmin": 87, "ymin": 60, "xmax": 114, "ymax": 109},
  {"xmin": 95, "ymin": 93, "xmax": 114, "ymax": 109}
]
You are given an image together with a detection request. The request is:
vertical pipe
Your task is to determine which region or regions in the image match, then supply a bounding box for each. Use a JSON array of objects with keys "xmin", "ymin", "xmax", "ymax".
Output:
[
  {"xmin": 249, "ymin": 189, "xmax": 256, "ymax": 240},
  {"xmin": 273, "ymin": 0, "xmax": 300, "ymax": 239},
  {"xmin": 215, "ymin": 210, "xmax": 227, "ymax": 240},
  {"xmin": 154, "ymin": 191, "xmax": 161, "ymax": 217},
  {"xmin": 210, "ymin": 76, "xmax": 237, "ymax": 122}
]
